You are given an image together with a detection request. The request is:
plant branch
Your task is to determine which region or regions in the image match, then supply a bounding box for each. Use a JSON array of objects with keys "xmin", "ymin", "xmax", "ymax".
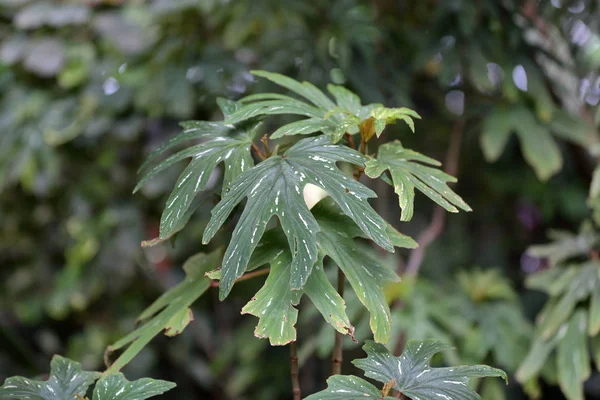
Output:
[
  {"xmin": 290, "ymin": 341, "xmax": 301, "ymax": 400},
  {"xmin": 251, "ymin": 142, "xmax": 267, "ymax": 160},
  {"xmin": 332, "ymin": 268, "xmax": 345, "ymax": 375},
  {"xmin": 404, "ymin": 119, "xmax": 465, "ymax": 277},
  {"xmin": 210, "ymin": 268, "xmax": 270, "ymax": 287},
  {"xmin": 261, "ymin": 134, "xmax": 272, "ymax": 157}
]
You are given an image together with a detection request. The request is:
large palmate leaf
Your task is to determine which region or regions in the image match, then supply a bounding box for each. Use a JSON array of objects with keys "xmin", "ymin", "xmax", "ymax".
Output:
[
  {"xmin": 313, "ymin": 200, "xmax": 402, "ymax": 343},
  {"xmin": 307, "ymin": 340, "xmax": 506, "ymax": 400},
  {"xmin": 105, "ymin": 249, "xmax": 221, "ymax": 374},
  {"xmin": 355, "ymin": 340, "xmax": 507, "ymax": 400},
  {"xmin": 365, "ymin": 141, "xmax": 471, "ymax": 221},
  {"xmin": 209, "ymin": 228, "xmax": 353, "ymax": 345},
  {"xmin": 228, "ymin": 70, "xmax": 419, "ymax": 142},
  {"xmin": 135, "ymin": 99, "xmax": 259, "ymax": 240},
  {"xmin": 203, "ymin": 135, "xmax": 393, "ymax": 299},
  {"xmin": 92, "ymin": 373, "xmax": 175, "ymax": 400},
  {"xmin": 0, "ymin": 356, "xmax": 100, "ymax": 400}
]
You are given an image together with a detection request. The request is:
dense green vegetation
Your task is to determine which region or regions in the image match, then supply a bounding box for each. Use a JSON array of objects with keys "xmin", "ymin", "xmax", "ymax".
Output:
[{"xmin": 1, "ymin": 1, "xmax": 600, "ymax": 399}]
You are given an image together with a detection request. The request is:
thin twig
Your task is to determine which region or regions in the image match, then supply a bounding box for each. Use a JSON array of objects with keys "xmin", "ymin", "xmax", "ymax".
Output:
[
  {"xmin": 210, "ymin": 268, "xmax": 270, "ymax": 287},
  {"xmin": 332, "ymin": 268, "xmax": 345, "ymax": 375},
  {"xmin": 290, "ymin": 341, "xmax": 301, "ymax": 400},
  {"xmin": 251, "ymin": 142, "xmax": 267, "ymax": 160},
  {"xmin": 404, "ymin": 119, "xmax": 465, "ymax": 277}
]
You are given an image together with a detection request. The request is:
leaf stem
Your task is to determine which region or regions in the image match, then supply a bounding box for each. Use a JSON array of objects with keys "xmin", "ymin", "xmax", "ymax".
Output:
[
  {"xmin": 261, "ymin": 134, "xmax": 272, "ymax": 157},
  {"xmin": 331, "ymin": 268, "xmax": 345, "ymax": 375},
  {"xmin": 210, "ymin": 268, "xmax": 270, "ymax": 287},
  {"xmin": 251, "ymin": 142, "xmax": 267, "ymax": 160},
  {"xmin": 345, "ymin": 133, "xmax": 356, "ymax": 150},
  {"xmin": 290, "ymin": 340, "xmax": 301, "ymax": 400}
]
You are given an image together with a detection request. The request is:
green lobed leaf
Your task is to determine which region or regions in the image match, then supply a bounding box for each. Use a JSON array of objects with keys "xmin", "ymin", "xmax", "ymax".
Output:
[
  {"xmin": 535, "ymin": 262, "xmax": 598, "ymax": 339},
  {"xmin": 313, "ymin": 200, "xmax": 400, "ymax": 343},
  {"xmin": 135, "ymin": 116, "xmax": 258, "ymax": 239},
  {"xmin": 241, "ymin": 250, "xmax": 301, "ymax": 346},
  {"xmin": 271, "ymin": 118, "xmax": 336, "ymax": 139},
  {"xmin": 250, "ymin": 70, "xmax": 336, "ymax": 110},
  {"xmin": 0, "ymin": 355, "xmax": 100, "ymax": 400},
  {"xmin": 557, "ymin": 310, "xmax": 590, "ymax": 400},
  {"xmin": 517, "ymin": 322, "xmax": 565, "ymax": 383},
  {"xmin": 304, "ymin": 375, "xmax": 396, "ymax": 400},
  {"xmin": 203, "ymin": 136, "xmax": 393, "ymax": 299},
  {"xmin": 105, "ymin": 249, "xmax": 221, "ymax": 374},
  {"xmin": 365, "ymin": 141, "xmax": 471, "ymax": 221},
  {"xmin": 353, "ymin": 340, "xmax": 507, "ymax": 400},
  {"xmin": 526, "ymin": 225, "xmax": 599, "ymax": 267},
  {"xmin": 327, "ymin": 84, "xmax": 361, "ymax": 115},
  {"xmin": 225, "ymin": 99, "xmax": 325, "ymax": 125},
  {"xmin": 92, "ymin": 373, "xmax": 175, "ymax": 400},
  {"xmin": 303, "ymin": 257, "xmax": 354, "ymax": 337}
]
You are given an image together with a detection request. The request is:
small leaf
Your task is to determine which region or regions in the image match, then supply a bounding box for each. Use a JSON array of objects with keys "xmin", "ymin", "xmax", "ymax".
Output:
[
  {"xmin": 353, "ymin": 340, "xmax": 507, "ymax": 400},
  {"xmin": 271, "ymin": 118, "xmax": 336, "ymax": 139},
  {"xmin": 135, "ymin": 117, "xmax": 257, "ymax": 239},
  {"xmin": 93, "ymin": 373, "xmax": 175, "ymax": 400},
  {"xmin": 327, "ymin": 84, "xmax": 361, "ymax": 115},
  {"xmin": 480, "ymin": 108, "xmax": 513, "ymax": 162},
  {"xmin": 105, "ymin": 250, "xmax": 221, "ymax": 374},
  {"xmin": 304, "ymin": 375, "xmax": 396, "ymax": 400},
  {"xmin": 516, "ymin": 327, "xmax": 563, "ymax": 383},
  {"xmin": 203, "ymin": 136, "xmax": 392, "ymax": 299},
  {"xmin": 365, "ymin": 141, "xmax": 471, "ymax": 221},
  {"xmin": 251, "ymin": 70, "xmax": 336, "ymax": 110},
  {"xmin": 535, "ymin": 262, "xmax": 598, "ymax": 338},
  {"xmin": 164, "ymin": 307, "xmax": 194, "ymax": 337},
  {"xmin": 513, "ymin": 108, "xmax": 562, "ymax": 181},
  {"xmin": 0, "ymin": 356, "xmax": 100, "ymax": 400},
  {"xmin": 225, "ymin": 99, "xmax": 324, "ymax": 125},
  {"xmin": 557, "ymin": 310, "xmax": 590, "ymax": 400}
]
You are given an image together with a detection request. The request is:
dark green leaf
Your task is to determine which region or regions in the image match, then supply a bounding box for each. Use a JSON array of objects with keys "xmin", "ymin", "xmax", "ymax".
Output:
[
  {"xmin": 304, "ymin": 375, "xmax": 396, "ymax": 400},
  {"xmin": 92, "ymin": 373, "xmax": 175, "ymax": 400},
  {"xmin": 0, "ymin": 356, "xmax": 100, "ymax": 400},
  {"xmin": 203, "ymin": 136, "xmax": 392, "ymax": 299},
  {"xmin": 353, "ymin": 340, "xmax": 507, "ymax": 400},
  {"xmin": 135, "ymin": 118, "xmax": 258, "ymax": 239},
  {"xmin": 365, "ymin": 141, "xmax": 471, "ymax": 221}
]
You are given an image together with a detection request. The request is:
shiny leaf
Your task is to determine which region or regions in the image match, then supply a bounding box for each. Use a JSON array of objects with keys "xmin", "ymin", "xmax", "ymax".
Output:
[
  {"xmin": 365, "ymin": 141, "xmax": 471, "ymax": 221},
  {"xmin": 353, "ymin": 340, "xmax": 507, "ymax": 400},
  {"xmin": 0, "ymin": 356, "xmax": 100, "ymax": 400},
  {"xmin": 92, "ymin": 374, "xmax": 175, "ymax": 400},
  {"xmin": 203, "ymin": 136, "xmax": 392, "ymax": 299}
]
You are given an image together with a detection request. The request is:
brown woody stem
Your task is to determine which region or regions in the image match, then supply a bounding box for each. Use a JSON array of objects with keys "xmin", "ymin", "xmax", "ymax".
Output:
[
  {"xmin": 332, "ymin": 268, "xmax": 345, "ymax": 375},
  {"xmin": 290, "ymin": 341, "xmax": 301, "ymax": 400}
]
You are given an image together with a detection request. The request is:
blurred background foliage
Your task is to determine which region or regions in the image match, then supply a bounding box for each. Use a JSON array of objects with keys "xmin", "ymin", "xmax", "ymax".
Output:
[{"xmin": 1, "ymin": 0, "xmax": 600, "ymax": 399}]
